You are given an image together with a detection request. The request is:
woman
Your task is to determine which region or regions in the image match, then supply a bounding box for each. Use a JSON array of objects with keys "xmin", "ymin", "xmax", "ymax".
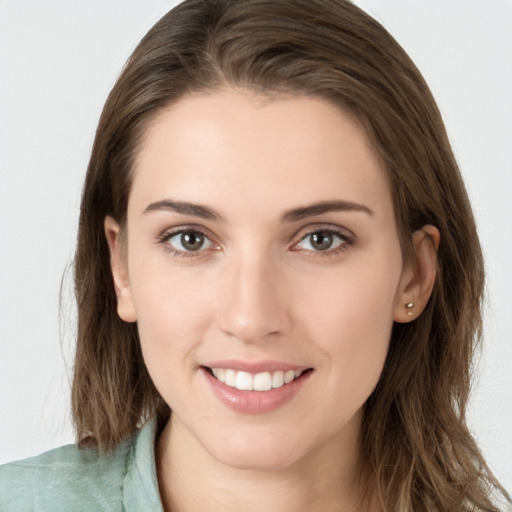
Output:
[{"xmin": 1, "ymin": 0, "xmax": 510, "ymax": 510}]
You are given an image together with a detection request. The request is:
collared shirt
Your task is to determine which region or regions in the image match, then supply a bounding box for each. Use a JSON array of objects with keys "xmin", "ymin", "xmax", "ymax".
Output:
[{"xmin": 0, "ymin": 419, "xmax": 164, "ymax": 511}]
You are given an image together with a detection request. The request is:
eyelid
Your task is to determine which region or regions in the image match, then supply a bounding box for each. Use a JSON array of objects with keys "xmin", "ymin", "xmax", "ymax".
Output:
[
  {"xmin": 289, "ymin": 224, "xmax": 357, "ymax": 255},
  {"xmin": 157, "ymin": 223, "xmax": 216, "ymax": 241},
  {"xmin": 155, "ymin": 222, "xmax": 356, "ymax": 258},
  {"xmin": 156, "ymin": 224, "xmax": 220, "ymax": 256},
  {"xmin": 291, "ymin": 223, "xmax": 356, "ymax": 244}
]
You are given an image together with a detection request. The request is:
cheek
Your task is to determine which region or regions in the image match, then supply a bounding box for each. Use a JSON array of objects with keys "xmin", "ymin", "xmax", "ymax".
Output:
[
  {"xmin": 129, "ymin": 270, "xmax": 217, "ymax": 417},
  {"xmin": 128, "ymin": 259, "xmax": 216, "ymax": 372},
  {"xmin": 298, "ymin": 250, "xmax": 402, "ymax": 397}
]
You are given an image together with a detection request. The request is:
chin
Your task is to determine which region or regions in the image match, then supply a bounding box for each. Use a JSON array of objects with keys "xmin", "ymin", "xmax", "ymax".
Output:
[
  {"xmin": 198, "ymin": 425, "xmax": 307, "ymax": 471},
  {"xmin": 213, "ymin": 444, "xmax": 305, "ymax": 472}
]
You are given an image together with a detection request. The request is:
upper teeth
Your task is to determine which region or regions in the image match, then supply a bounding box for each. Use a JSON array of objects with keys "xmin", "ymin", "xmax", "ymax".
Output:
[{"xmin": 211, "ymin": 368, "xmax": 304, "ymax": 392}]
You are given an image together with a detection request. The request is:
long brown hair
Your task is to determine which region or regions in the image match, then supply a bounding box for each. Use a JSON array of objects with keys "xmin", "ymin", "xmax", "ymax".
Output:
[{"xmin": 72, "ymin": 1, "xmax": 510, "ymax": 510}]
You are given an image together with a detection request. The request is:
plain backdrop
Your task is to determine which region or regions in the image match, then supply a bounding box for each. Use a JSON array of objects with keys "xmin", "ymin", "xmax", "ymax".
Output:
[{"xmin": 1, "ymin": 0, "xmax": 511, "ymax": 492}]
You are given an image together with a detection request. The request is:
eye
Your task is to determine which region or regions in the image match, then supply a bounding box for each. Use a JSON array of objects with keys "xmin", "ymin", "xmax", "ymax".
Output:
[
  {"xmin": 295, "ymin": 230, "xmax": 348, "ymax": 252},
  {"xmin": 166, "ymin": 230, "xmax": 214, "ymax": 253}
]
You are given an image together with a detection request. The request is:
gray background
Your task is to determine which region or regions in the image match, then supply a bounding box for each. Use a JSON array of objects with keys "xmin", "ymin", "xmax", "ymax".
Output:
[{"xmin": 1, "ymin": 0, "xmax": 511, "ymax": 492}]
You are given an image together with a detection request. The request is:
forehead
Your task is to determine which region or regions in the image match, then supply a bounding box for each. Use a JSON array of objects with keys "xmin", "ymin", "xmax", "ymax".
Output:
[{"xmin": 129, "ymin": 89, "xmax": 393, "ymax": 223}]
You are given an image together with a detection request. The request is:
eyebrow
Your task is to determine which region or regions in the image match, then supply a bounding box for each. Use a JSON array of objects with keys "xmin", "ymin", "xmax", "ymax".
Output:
[
  {"xmin": 281, "ymin": 200, "xmax": 374, "ymax": 222},
  {"xmin": 143, "ymin": 198, "xmax": 374, "ymax": 222},
  {"xmin": 143, "ymin": 199, "xmax": 222, "ymax": 220}
]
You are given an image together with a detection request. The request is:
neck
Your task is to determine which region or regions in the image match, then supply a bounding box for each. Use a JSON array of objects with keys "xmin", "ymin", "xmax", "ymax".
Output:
[{"xmin": 156, "ymin": 413, "xmax": 372, "ymax": 512}]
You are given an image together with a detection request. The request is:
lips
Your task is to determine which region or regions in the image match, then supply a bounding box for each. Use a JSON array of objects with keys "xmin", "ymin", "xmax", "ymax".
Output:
[
  {"xmin": 210, "ymin": 368, "xmax": 305, "ymax": 391},
  {"xmin": 201, "ymin": 361, "xmax": 313, "ymax": 414}
]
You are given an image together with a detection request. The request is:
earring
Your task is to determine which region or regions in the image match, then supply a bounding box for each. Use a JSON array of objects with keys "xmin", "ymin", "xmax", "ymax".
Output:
[{"xmin": 405, "ymin": 302, "xmax": 415, "ymax": 317}]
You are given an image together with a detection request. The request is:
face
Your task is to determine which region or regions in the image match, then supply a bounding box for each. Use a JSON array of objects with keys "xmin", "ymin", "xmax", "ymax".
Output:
[{"xmin": 108, "ymin": 90, "xmax": 414, "ymax": 471}]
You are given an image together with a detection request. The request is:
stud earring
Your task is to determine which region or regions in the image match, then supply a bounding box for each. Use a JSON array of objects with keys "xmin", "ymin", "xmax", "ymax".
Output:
[{"xmin": 405, "ymin": 302, "xmax": 415, "ymax": 317}]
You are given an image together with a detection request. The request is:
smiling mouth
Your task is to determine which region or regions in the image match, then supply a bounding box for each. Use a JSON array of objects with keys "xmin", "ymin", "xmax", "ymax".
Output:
[{"xmin": 204, "ymin": 367, "xmax": 313, "ymax": 392}]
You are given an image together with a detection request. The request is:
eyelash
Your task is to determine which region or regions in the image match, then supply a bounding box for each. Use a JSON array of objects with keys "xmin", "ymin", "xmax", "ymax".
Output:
[
  {"xmin": 157, "ymin": 225, "xmax": 355, "ymax": 259},
  {"xmin": 157, "ymin": 227, "xmax": 217, "ymax": 259},
  {"xmin": 291, "ymin": 227, "xmax": 355, "ymax": 257}
]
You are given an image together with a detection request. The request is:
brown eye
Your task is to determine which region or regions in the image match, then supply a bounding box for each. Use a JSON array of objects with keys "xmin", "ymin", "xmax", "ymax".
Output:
[
  {"xmin": 310, "ymin": 232, "xmax": 334, "ymax": 251},
  {"xmin": 167, "ymin": 230, "xmax": 213, "ymax": 252},
  {"xmin": 296, "ymin": 230, "xmax": 347, "ymax": 252},
  {"xmin": 180, "ymin": 231, "xmax": 205, "ymax": 251}
]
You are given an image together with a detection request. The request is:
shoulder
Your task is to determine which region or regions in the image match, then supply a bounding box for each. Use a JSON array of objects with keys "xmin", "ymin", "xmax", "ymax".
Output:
[{"xmin": 0, "ymin": 437, "xmax": 131, "ymax": 512}]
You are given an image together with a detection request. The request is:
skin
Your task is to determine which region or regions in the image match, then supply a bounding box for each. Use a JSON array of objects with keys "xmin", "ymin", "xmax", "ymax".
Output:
[{"xmin": 106, "ymin": 89, "xmax": 439, "ymax": 512}]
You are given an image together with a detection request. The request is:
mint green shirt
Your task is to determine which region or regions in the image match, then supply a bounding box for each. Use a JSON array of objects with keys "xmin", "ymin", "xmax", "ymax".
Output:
[{"xmin": 0, "ymin": 419, "xmax": 164, "ymax": 511}]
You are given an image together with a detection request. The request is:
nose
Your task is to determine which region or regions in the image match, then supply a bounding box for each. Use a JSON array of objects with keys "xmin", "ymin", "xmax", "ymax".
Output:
[{"xmin": 216, "ymin": 252, "xmax": 292, "ymax": 344}]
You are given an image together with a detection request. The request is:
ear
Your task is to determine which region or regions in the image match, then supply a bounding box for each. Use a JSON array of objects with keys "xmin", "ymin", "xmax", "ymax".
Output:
[
  {"xmin": 104, "ymin": 216, "xmax": 137, "ymax": 323},
  {"xmin": 393, "ymin": 225, "xmax": 440, "ymax": 323}
]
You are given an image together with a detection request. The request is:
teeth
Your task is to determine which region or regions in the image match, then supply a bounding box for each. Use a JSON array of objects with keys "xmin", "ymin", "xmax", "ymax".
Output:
[
  {"xmin": 235, "ymin": 371, "xmax": 253, "ymax": 391},
  {"xmin": 225, "ymin": 369, "xmax": 236, "ymax": 387},
  {"xmin": 253, "ymin": 372, "xmax": 272, "ymax": 391},
  {"xmin": 271, "ymin": 370, "xmax": 284, "ymax": 388},
  {"xmin": 284, "ymin": 370, "xmax": 295, "ymax": 384},
  {"xmin": 210, "ymin": 368, "xmax": 305, "ymax": 391}
]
